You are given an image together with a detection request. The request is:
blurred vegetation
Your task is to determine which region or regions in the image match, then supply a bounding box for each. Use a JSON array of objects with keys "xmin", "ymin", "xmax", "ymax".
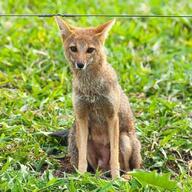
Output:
[{"xmin": 0, "ymin": 0, "xmax": 192, "ymax": 191}]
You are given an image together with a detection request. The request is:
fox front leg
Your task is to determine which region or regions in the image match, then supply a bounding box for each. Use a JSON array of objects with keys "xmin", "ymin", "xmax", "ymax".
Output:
[
  {"xmin": 76, "ymin": 115, "xmax": 88, "ymax": 173},
  {"xmin": 108, "ymin": 115, "xmax": 120, "ymax": 178}
]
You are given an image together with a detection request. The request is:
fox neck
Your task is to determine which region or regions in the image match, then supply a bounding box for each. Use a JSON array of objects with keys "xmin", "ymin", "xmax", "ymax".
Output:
[{"xmin": 72, "ymin": 56, "xmax": 109, "ymax": 95}]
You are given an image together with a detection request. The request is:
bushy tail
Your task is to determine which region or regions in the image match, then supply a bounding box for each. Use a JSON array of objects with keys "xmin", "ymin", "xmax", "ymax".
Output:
[{"xmin": 49, "ymin": 129, "xmax": 69, "ymax": 146}]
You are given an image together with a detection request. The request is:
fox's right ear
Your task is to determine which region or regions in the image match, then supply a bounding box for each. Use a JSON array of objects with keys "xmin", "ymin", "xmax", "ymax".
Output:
[{"xmin": 55, "ymin": 16, "xmax": 73, "ymax": 41}]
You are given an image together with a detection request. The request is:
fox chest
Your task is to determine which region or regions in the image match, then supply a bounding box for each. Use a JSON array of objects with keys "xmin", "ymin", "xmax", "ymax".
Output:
[
  {"xmin": 74, "ymin": 79, "xmax": 117, "ymax": 118},
  {"xmin": 74, "ymin": 77, "xmax": 114, "ymax": 109},
  {"xmin": 74, "ymin": 91, "xmax": 114, "ymax": 144},
  {"xmin": 73, "ymin": 81, "xmax": 118, "ymax": 145},
  {"xmin": 75, "ymin": 91, "xmax": 115, "ymax": 116},
  {"xmin": 85, "ymin": 95, "xmax": 113, "ymax": 145}
]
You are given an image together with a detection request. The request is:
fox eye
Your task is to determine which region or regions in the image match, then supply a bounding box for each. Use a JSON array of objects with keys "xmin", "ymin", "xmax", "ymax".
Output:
[
  {"xmin": 70, "ymin": 46, "xmax": 78, "ymax": 52},
  {"xmin": 87, "ymin": 47, "xmax": 95, "ymax": 53}
]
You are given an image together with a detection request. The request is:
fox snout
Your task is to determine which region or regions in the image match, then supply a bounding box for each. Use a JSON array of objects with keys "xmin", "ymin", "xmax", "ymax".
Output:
[{"xmin": 75, "ymin": 62, "xmax": 86, "ymax": 69}]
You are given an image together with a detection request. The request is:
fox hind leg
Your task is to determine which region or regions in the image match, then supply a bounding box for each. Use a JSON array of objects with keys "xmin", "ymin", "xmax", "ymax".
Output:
[
  {"xmin": 129, "ymin": 135, "xmax": 142, "ymax": 169},
  {"xmin": 120, "ymin": 132, "xmax": 132, "ymax": 172}
]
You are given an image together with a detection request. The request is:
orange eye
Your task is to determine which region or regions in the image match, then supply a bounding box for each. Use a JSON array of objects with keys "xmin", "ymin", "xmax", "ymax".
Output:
[
  {"xmin": 70, "ymin": 46, "xmax": 77, "ymax": 52},
  {"xmin": 87, "ymin": 47, "xmax": 95, "ymax": 53}
]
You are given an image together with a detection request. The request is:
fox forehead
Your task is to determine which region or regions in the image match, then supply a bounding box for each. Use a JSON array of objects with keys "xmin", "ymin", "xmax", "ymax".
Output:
[
  {"xmin": 66, "ymin": 32, "xmax": 99, "ymax": 48},
  {"xmin": 74, "ymin": 28, "xmax": 96, "ymax": 34}
]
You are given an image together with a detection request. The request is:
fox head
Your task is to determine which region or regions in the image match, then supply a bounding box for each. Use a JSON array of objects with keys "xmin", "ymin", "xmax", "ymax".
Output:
[{"xmin": 55, "ymin": 17, "xmax": 115, "ymax": 71}]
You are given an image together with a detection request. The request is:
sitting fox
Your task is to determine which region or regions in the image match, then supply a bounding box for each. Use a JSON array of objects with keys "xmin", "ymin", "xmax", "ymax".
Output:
[{"xmin": 55, "ymin": 17, "xmax": 142, "ymax": 178}]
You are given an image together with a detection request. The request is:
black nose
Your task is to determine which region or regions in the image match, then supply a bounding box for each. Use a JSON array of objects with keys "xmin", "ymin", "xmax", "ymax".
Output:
[{"xmin": 77, "ymin": 63, "xmax": 84, "ymax": 69}]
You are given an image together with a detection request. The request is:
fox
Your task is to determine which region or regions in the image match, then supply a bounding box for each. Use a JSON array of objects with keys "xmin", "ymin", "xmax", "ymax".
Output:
[{"xmin": 55, "ymin": 16, "xmax": 142, "ymax": 179}]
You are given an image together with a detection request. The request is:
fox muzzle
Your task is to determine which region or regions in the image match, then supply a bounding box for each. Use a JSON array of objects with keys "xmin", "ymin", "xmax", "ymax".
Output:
[{"xmin": 75, "ymin": 62, "xmax": 86, "ymax": 70}]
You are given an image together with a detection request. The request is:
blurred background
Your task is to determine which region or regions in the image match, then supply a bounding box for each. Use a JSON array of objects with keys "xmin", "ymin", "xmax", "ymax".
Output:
[{"xmin": 0, "ymin": 0, "xmax": 192, "ymax": 191}]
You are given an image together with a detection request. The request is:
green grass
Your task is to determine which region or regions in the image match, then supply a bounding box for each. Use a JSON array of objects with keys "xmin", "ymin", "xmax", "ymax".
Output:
[{"xmin": 0, "ymin": 0, "xmax": 192, "ymax": 191}]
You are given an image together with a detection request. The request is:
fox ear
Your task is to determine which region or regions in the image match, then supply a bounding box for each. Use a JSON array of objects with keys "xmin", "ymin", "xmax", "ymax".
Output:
[
  {"xmin": 55, "ymin": 16, "xmax": 74, "ymax": 40},
  {"xmin": 94, "ymin": 19, "xmax": 115, "ymax": 43}
]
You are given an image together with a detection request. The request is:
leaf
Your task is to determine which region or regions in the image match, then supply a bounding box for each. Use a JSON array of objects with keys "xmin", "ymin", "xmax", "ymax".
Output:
[
  {"xmin": 46, "ymin": 177, "xmax": 58, "ymax": 187},
  {"xmin": 130, "ymin": 170, "xmax": 180, "ymax": 190}
]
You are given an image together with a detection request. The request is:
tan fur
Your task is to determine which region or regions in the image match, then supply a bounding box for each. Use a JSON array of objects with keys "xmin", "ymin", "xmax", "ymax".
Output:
[{"xmin": 55, "ymin": 17, "xmax": 142, "ymax": 178}]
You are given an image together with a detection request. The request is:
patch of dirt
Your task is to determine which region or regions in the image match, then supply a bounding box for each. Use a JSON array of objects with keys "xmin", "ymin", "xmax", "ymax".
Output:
[{"xmin": 54, "ymin": 155, "xmax": 75, "ymax": 177}]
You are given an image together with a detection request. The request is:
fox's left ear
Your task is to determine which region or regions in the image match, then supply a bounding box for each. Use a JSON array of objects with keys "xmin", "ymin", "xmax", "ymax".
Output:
[{"xmin": 94, "ymin": 19, "xmax": 116, "ymax": 43}]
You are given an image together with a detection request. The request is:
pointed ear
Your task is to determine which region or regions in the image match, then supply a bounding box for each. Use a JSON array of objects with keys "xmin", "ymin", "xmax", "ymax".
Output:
[
  {"xmin": 94, "ymin": 19, "xmax": 115, "ymax": 43},
  {"xmin": 54, "ymin": 16, "xmax": 74, "ymax": 41}
]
